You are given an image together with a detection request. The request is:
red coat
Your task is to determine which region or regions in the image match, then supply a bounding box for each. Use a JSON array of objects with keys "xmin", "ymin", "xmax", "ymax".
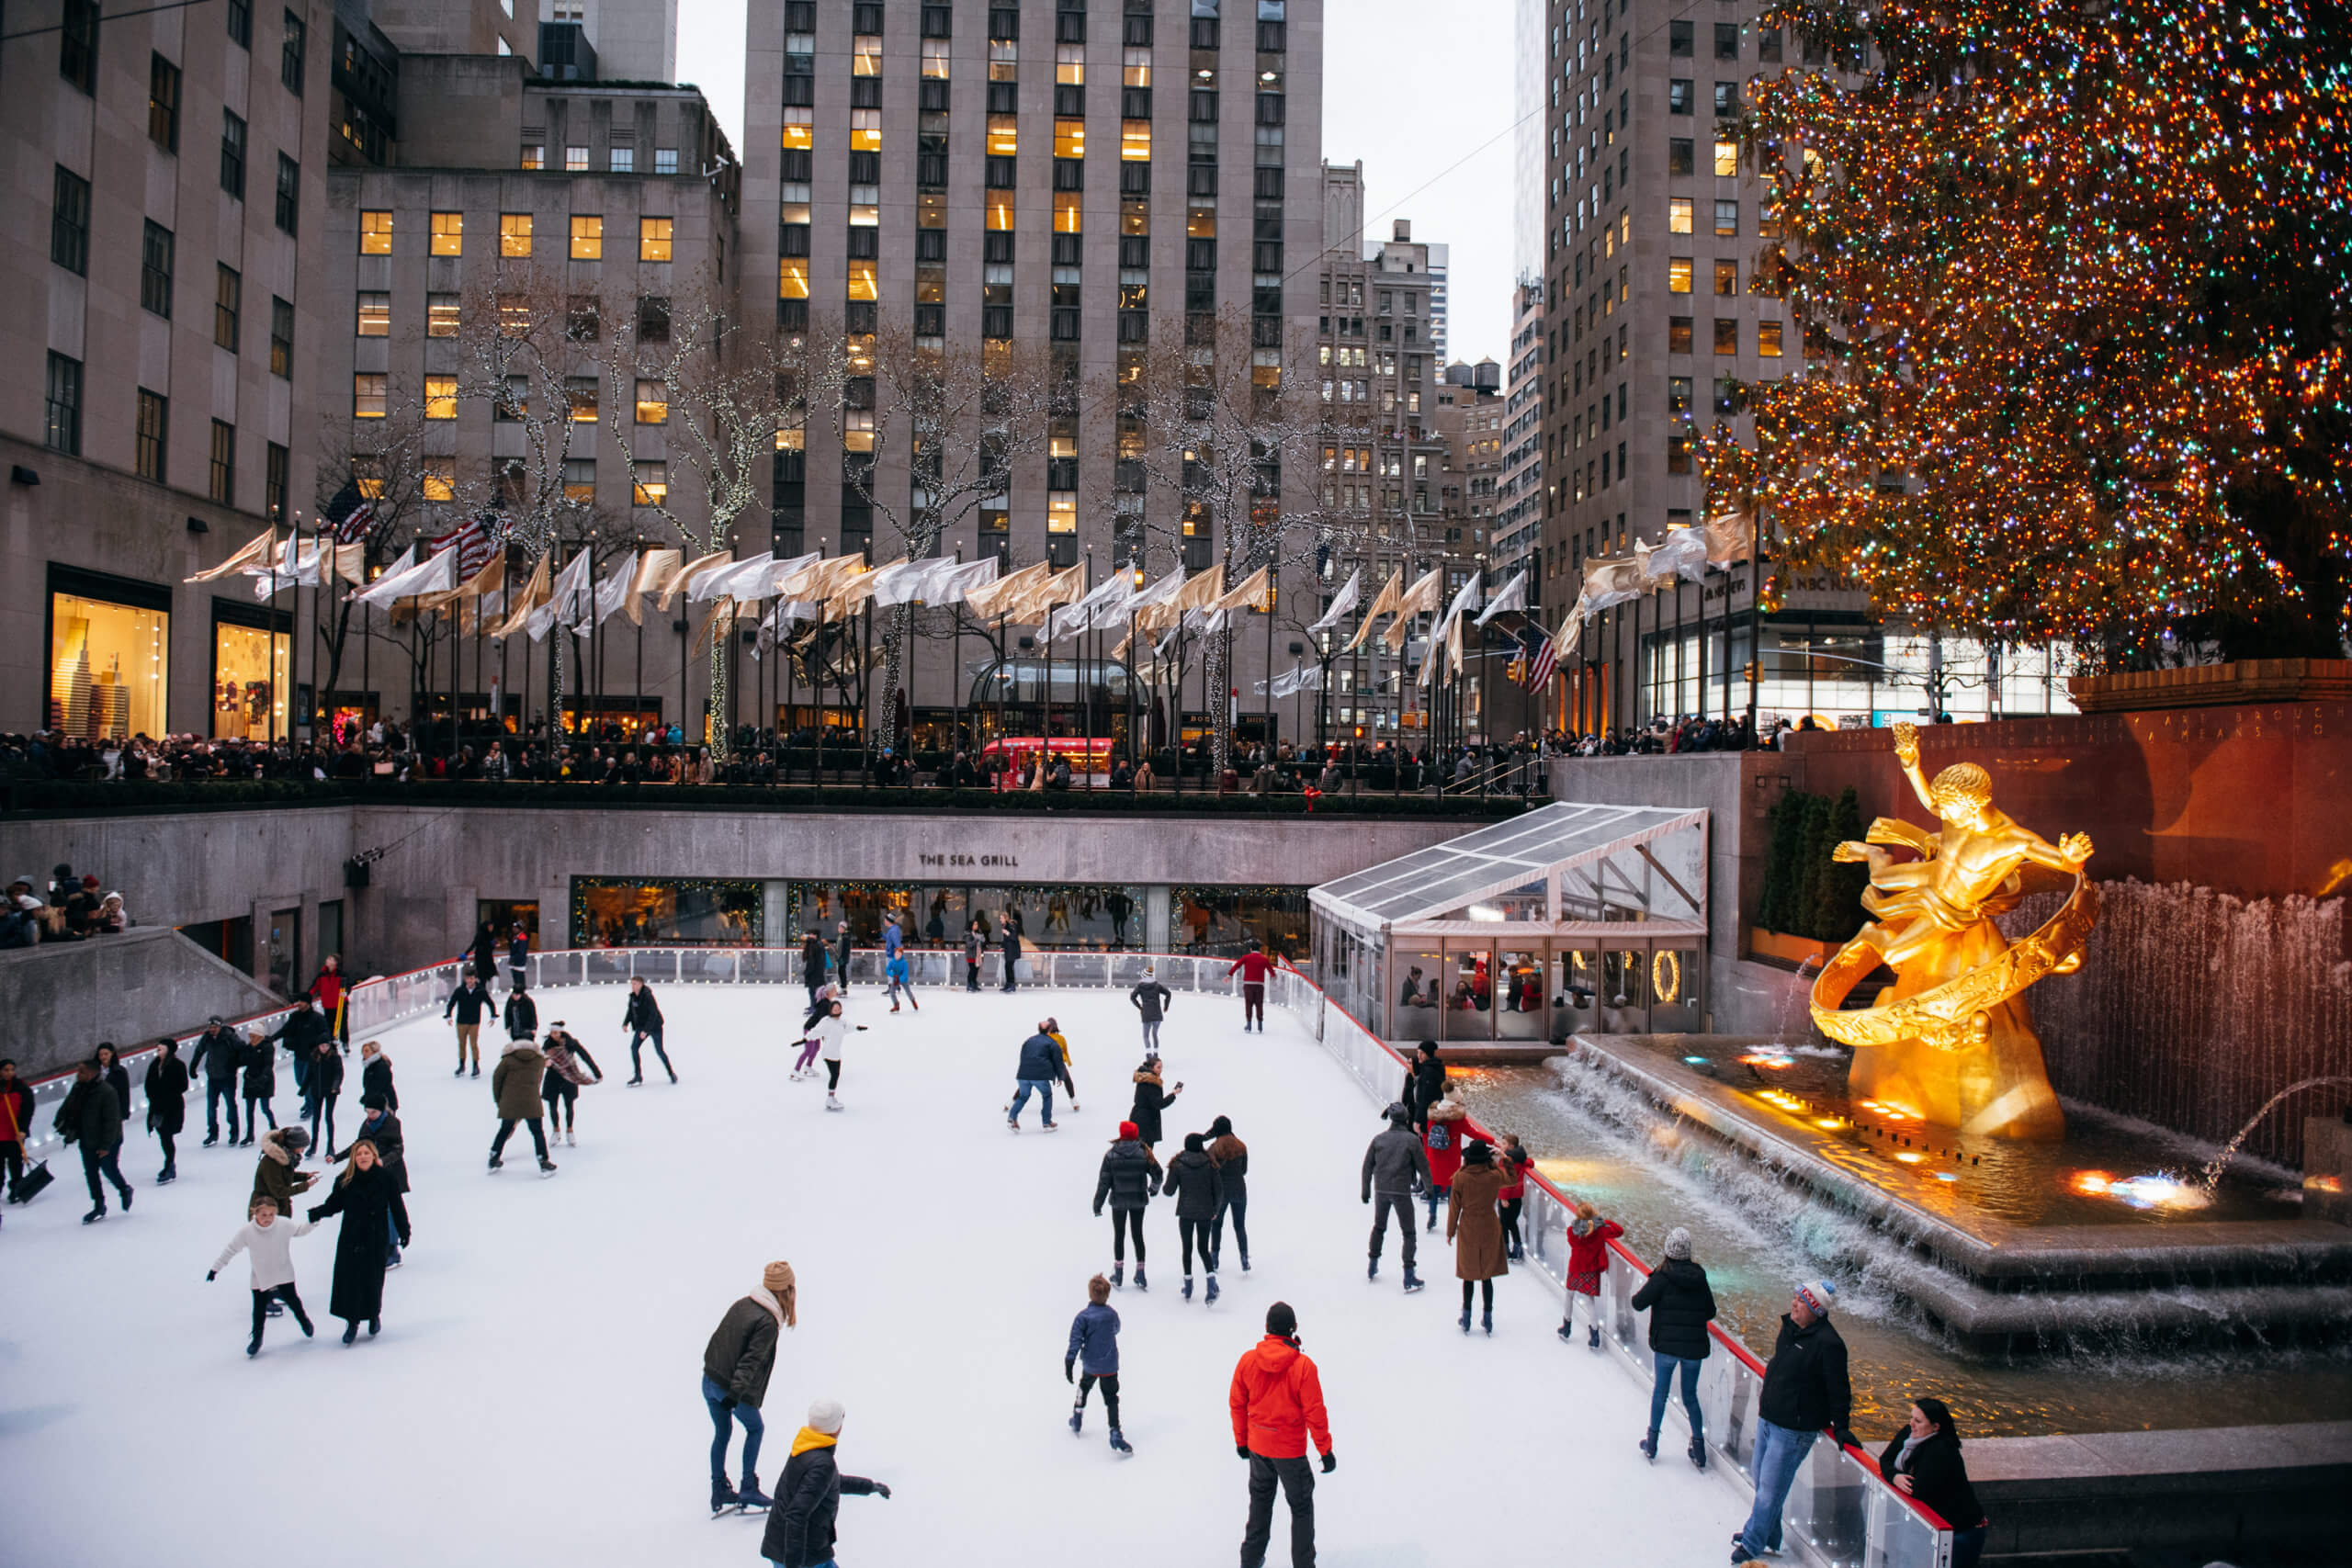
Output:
[
  {"xmin": 1423, "ymin": 1108, "xmax": 1468, "ymax": 1188},
  {"xmin": 1228, "ymin": 952, "xmax": 1273, "ymax": 985},
  {"xmin": 1566, "ymin": 1218, "xmax": 1623, "ymax": 1279},
  {"xmin": 1497, "ymin": 1147, "xmax": 1531, "ymax": 1201},
  {"xmin": 1229, "ymin": 1336, "xmax": 1333, "ymax": 1459},
  {"xmin": 310, "ymin": 971, "xmax": 345, "ymax": 1010}
]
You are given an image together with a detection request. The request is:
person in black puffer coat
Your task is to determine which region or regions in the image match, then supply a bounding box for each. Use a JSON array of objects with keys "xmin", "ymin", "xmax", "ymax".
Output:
[
  {"xmin": 1127, "ymin": 1055, "xmax": 1182, "ymax": 1147},
  {"xmin": 1164, "ymin": 1131, "xmax": 1226, "ymax": 1303},
  {"xmin": 302, "ymin": 1038, "xmax": 345, "ymax": 1165},
  {"xmin": 358, "ymin": 1040, "xmax": 398, "ymax": 1112},
  {"xmin": 1206, "ymin": 1114, "xmax": 1250, "ymax": 1274},
  {"xmin": 1880, "ymin": 1398, "xmax": 1987, "ymax": 1568},
  {"xmin": 1092, "ymin": 1122, "xmax": 1161, "ymax": 1291},
  {"xmin": 762, "ymin": 1398, "xmax": 889, "ymax": 1568},
  {"xmin": 239, "ymin": 1029, "xmax": 280, "ymax": 1143},
  {"xmin": 142, "ymin": 1037, "xmax": 189, "ymax": 1183},
  {"xmin": 1629, "ymin": 1225, "xmax": 1717, "ymax": 1467}
]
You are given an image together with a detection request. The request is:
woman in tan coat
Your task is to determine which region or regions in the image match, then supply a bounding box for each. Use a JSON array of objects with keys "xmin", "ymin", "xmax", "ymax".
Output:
[{"xmin": 1446, "ymin": 1137, "xmax": 1510, "ymax": 1337}]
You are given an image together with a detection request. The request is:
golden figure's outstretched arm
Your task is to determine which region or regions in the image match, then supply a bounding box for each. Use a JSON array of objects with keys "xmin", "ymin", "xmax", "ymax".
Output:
[
  {"xmin": 2021, "ymin": 829, "xmax": 2095, "ymax": 873},
  {"xmin": 1891, "ymin": 721, "xmax": 1935, "ymax": 813}
]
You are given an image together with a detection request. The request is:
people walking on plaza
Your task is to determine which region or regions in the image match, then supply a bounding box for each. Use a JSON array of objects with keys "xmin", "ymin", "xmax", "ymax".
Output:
[
  {"xmin": 1227, "ymin": 942, "xmax": 1274, "ymax": 1032},
  {"xmin": 1879, "ymin": 1398, "xmax": 1988, "ymax": 1568},
  {"xmin": 1363, "ymin": 1102, "xmax": 1430, "ymax": 1290},
  {"xmin": 488, "ymin": 1034, "xmax": 557, "ymax": 1174},
  {"xmin": 1229, "ymin": 1302, "xmax": 1335, "ymax": 1568},
  {"xmin": 1207, "ymin": 1113, "xmax": 1250, "ymax": 1273},
  {"xmin": 1093, "ymin": 1120, "xmax": 1161, "ymax": 1291},
  {"xmin": 0, "ymin": 1059, "xmax": 31, "ymax": 1197},
  {"xmin": 238, "ymin": 1026, "xmax": 279, "ymax": 1143},
  {"xmin": 622, "ymin": 976, "xmax": 674, "ymax": 1084},
  {"xmin": 1560, "ymin": 1201, "xmax": 1626, "ymax": 1348},
  {"xmin": 208, "ymin": 1193, "xmax": 316, "ymax": 1356},
  {"xmin": 1448, "ymin": 1137, "xmax": 1510, "ymax": 1335},
  {"xmin": 1631, "ymin": 1226, "xmax": 1717, "ymax": 1468},
  {"xmin": 306, "ymin": 1139, "xmax": 410, "ymax": 1344},
  {"xmin": 358, "ymin": 1038, "xmax": 398, "ymax": 1112},
  {"xmin": 964, "ymin": 921, "xmax": 985, "ymax": 992},
  {"xmin": 816, "ymin": 1000, "xmax": 866, "ymax": 1111},
  {"xmin": 538, "ymin": 1024, "xmax": 603, "ymax": 1145},
  {"xmin": 1167, "ymin": 1130, "xmax": 1226, "ymax": 1303},
  {"xmin": 1401, "ymin": 1041, "xmax": 1446, "ymax": 1133},
  {"xmin": 94, "ymin": 1043, "xmax": 131, "ymax": 1122},
  {"xmin": 190, "ymin": 1017, "xmax": 244, "ymax": 1146},
  {"xmin": 1732, "ymin": 1280, "xmax": 1856, "ymax": 1566},
  {"xmin": 503, "ymin": 978, "xmax": 538, "ymax": 1043},
  {"xmin": 1065, "ymin": 1272, "xmax": 1131, "ymax": 1453},
  {"xmin": 760, "ymin": 1398, "xmax": 891, "ymax": 1568},
  {"xmin": 1128, "ymin": 1055, "xmax": 1182, "ymax": 1148},
  {"xmin": 999, "ymin": 919, "xmax": 1022, "ymax": 992},
  {"xmin": 703, "ymin": 1261, "xmax": 797, "ymax": 1515},
  {"xmin": 251, "ymin": 1125, "xmax": 316, "ymax": 1224},
  {"xmin": 56, "ymin": 1057, "xmax": 132, "ymax": 1224},
  {"xmin": 1130, "ymin": 966, "xmax": 1172, "ymax": 1050},
  {"xmin": 800, "ymin": 931, "xmax": 829, "ymax": 1008},
  {"xmin": 1496, "ymin": 1134, "xmax": 1532, "ymax": 1261},
  {"xmin": 833, "ymin": 920, "xmax": 854, "ymax": 991},
  {"xmin": 445, "ymin": 973, "xmax": 494, "ymax": 1077},
  {"xmin": 308, "ymin": 953, "xmax": 351, "ymax": 1050},
  {"xmin": 301, "ymin": 1036, "xmax": 344, "ymax": 1162},
  {"xmin": 1009, "ymin": 1021, "xmax": 1064, "ymax": 1131},
  {"xmin": 144, "ymin": 1037, "xmax": 188, "ymax": 1183},
  {"xmin": 1420, "ymin": 1086, "xmax": 1467, "ymax": 1231},
  {"xmin": 345, "ymin": 1093, "xmax": 406, "ymax": 1268}
]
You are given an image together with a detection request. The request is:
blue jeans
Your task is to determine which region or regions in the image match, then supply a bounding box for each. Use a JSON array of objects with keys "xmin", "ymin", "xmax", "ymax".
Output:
[
  {"xmin": 1736, "ymin": 1418, "xmax": 1818, "ymax": 1559},
  {"xmin": 1008, "ymin": 1078, "xmax": 1054, "ymax": 1123},
  {"xmin": 1647, "ymin": 1352, "xmax": 1703, "ymax": 1441},
  {"xmin": 704, "ymin": 1374, "xmax": 764, "ymax": 1482},
  {"xmin": 1951, "ymin": 1524, "xmax": 1986, "ymax": 1568}
]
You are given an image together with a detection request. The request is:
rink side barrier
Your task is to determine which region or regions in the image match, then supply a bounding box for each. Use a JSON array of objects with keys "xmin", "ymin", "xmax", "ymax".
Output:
[{"xmin": 15, "ymin": 943, "xmax": 1949, "ymax": 1566}]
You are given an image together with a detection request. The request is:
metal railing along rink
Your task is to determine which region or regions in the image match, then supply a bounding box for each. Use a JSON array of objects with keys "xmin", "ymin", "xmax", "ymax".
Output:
[{"xmin": 20, "ymin": 943, "xmax": 1950, "ymax": 1566}]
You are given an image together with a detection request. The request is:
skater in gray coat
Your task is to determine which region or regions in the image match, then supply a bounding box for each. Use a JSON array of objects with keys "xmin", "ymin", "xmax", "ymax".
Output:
[{"xmin": 1361, "ymin": 1102, "xmax": 1430, "ymax": 1291}]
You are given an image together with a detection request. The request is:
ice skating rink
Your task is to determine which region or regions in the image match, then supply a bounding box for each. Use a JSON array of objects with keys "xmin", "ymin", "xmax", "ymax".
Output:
[{"xmin": 3, "ymin": 984, "xmax": 1746, "ymax": 1566}]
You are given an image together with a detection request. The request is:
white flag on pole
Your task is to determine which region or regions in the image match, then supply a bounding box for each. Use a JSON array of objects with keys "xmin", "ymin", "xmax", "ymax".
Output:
[{"xmin": 1306, "ymin": 569, "xmax": 1361, "ymax": 634}]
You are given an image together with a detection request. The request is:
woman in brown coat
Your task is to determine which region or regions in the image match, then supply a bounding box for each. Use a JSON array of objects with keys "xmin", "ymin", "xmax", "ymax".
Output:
[{"xmin": 1446, "ymin": 1137, "xmax": 1510, "ymax": 1337}]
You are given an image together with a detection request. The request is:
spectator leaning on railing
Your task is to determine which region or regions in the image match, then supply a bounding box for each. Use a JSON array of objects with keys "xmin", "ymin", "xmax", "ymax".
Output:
[{"xmin": 1733, "ymin": 1279, "xmax": 1857, "ymax": 1567}]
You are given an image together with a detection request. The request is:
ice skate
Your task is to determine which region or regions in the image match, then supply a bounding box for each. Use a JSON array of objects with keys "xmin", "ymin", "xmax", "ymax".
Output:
[
  {"xmin": 565, "ymin": 1129, "xmax": 576, "ymax": 1146},
  {"xmin": 1111, "ymin": 1262, "xmax": 1125, "ymax": 1290},
  {"xmin": 246, "ymin": 1332, "xmax": 263, "ymax": 1358},
  {"xmin": 1588, "ymin": 1322, "xmax": 1600, "ymax": 1349},
  {"xmin": 1689, "ymin": 1434, "xmax": 1708, "ymax": 1471},
  {"xmin": 1108, "ymin": 1428, "xmax": 1132, "ymax": 1455},
  {"xmin": 825, "ymin": 1093, "xmax": 843, "ymax": 1111},
  {"xmin": 1133, "ymin": 1264, "xmax": 1148, "ymax": 1292},
  {"xmin": 667, "ymin": 1068, "xmax": 678, "ymax": 1084},
  {"xmin": 1639, "ymin": 1432, "xmax": 1657, "ymax": 1462},
  {"xmin": 1007, "ymin": 1118, "xmax": 1020, "ymax": 1132},
  {"xmin": 1240, "ymin": 1251, "xmax": 1250, "ymax": 1273},
  {"xmin": 1205, "ymin": 1272, "xmax": 1220, "ymax": 1305},
  {"xmin": 156, "ymin": 1163, "xmax": 175, "ymax": 1183},
  {"xmin": 81, "ymin": 1206, "xmax": 103, "ymax": 1224},
  {"xmin": 628, "ymin": 1075, "xmax": 643, "ymax": 1087},
  {"xmin": 1458, "ymin": 1307, "xmax": 1472, "ymax": 1334},
  {"xmin": 341, "ymin": 1322, "xmax": 358, "ymax": 1345},
  {"xmin": 709, "ymin": 1477, "xmax": 740, "ymax": 1517},
  {"xmin": 736, "ymin": 1476, "xmax": 773, "ymax": 1511},
  {"xmin": 368, "ymin": 1316, "xmax": 380, "ymax": 1337},
  {"xmin": 1367, "ymin": 1256, "xmax": 1379, "ymax": 1280},
  {"xmin": 1402, "ymin": 1268, "xmax": 1424, "ymax": 1293},
  {"xmin": 202, "ymin": 1134, "xmax": 219, "ymax": 1148},
  {"xmin": 537, "ymin": 1156, "xmax": 558, "ymax": 1176},
  {"xmin": 1556, "ymin": 1318, "xmax": 1575, "ymax": 1343},
  {"xmin": 487, "ymin": 1153, "xmax": 503, "ymax": 1171},
  {"xmin": 1483, "ymin": 1309, "xmax": 1493, "ymax": 1337},
  {"xmin": 1069, "ymin": 1405, "xmax": 1084, "ymax": 1435},
  {"xmin": 1041, "ymin": 1120, "xmax": 1058, "ymax": 1131},
  {"xmin": 1182, "ymin": 1275, "xmax": 1194, "ymax": 1301}
]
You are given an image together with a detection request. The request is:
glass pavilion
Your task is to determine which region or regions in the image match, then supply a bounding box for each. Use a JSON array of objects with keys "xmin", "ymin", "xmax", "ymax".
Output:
[{"xmin": 1310, "ymin": 803, "xmax": 1710, "ymax": 1043}]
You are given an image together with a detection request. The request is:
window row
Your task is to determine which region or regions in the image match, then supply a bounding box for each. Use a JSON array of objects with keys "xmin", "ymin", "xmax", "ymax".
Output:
[
  {"xmin": 519, "ymin": 144, "xmax": 683, "ymax": 175},
  {"xmin": 66, "ymin": 2, "xmax": 301, "ymax": 97},
  {"xmin": 357, "ymin": 210, "xmax": 673, "ymax": 261},
  {"xmin": 350, "ymin": 375, "xmax": 673, "ymax": 427},
  {"xmin": 1665, "ymin": 319, "xmax": 1786, "ymax": 356},
  {"xmin": 1667, "ymin": 197, "xmax": 1781, "ymax": 239}
]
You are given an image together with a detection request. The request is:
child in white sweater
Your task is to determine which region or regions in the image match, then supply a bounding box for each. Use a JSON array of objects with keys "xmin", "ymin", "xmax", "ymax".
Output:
[{"xmin": 209, "ymin": 1194, "xmax": 318, "ymax": 1356}]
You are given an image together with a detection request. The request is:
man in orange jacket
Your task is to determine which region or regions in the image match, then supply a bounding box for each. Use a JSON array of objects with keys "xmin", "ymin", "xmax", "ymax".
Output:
[{"xmin": 1228, "ymin": 1301, "xmax": 1335, "ymax": 1568}]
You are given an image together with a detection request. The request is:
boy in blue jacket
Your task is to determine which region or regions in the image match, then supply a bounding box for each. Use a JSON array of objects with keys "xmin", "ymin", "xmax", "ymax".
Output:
[{"xmin": 1065, "ymin": 1273, "xmax": 1133, "ymax": 1455}]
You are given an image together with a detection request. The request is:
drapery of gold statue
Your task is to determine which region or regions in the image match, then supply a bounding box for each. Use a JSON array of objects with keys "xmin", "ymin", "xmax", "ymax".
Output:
[{"xmin": 1808, "ymin": 723, "xmax": 2098, "ymax": 1141}]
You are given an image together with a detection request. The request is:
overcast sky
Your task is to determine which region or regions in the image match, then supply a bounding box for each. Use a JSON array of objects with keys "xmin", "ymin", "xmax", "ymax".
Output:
[{"xmin": 678, "ymin": 0, "xmax": 1519, "ymax": 364}]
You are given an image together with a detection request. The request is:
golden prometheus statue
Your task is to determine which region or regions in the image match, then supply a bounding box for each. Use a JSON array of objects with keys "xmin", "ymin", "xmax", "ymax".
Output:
[{"xmin": 1808, "ymin": 722, "xmax": 2098, "ymax": 1141}]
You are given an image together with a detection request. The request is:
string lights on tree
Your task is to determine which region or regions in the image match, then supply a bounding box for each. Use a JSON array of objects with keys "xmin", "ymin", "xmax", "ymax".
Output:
[{"xmin": 1700, "ymin": 0, "xmax": 2350, "ymax": 666}]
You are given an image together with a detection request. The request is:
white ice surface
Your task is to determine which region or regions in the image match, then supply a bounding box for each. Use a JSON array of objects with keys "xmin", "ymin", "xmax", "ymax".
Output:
[{"xmin": 4, "ymin": 984, "xmax": 1746, "ymax": 1566}]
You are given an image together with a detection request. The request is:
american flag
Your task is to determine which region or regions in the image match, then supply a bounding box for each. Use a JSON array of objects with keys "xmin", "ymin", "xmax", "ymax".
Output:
[
  {"xmin": 324, "ymin": 480, "xmax": 378, "ymax": 543},
  {"xmin": 1523, "ymin": 622, "xmax": 1560, "ymax": 693},
  {"xmin": 427, "ymin": 516, "xmax": 497, "ymax": 577}
]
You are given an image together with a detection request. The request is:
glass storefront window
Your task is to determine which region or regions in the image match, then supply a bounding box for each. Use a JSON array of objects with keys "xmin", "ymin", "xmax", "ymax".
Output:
[
  {"xmin": 1393, "ymin": 948, "xmax": 1443, "ymax": 1041},
  {"xmin": 1497, "ymin": 948, "xmax": 1547, "ymax": 1040},
  {"xmin": 1170, "ymin": 886, "xmax": 1308, "ymax": 959},
  {"xmin": 793, "ymin": 883, "xmax": 1149, "ymax": 952},
  {"xmin": 1650, "ymin": 945, "xmax": 1702, "ymax": 1032},
  {"xmin": 50, "ymin": 590, "xmax": 168, "ymax": 739},
  {"xmin": 1442, "ymin": 946, "xmax": 1493, "ymax": 1041},
  {"xmin": 1600, "ymin": 946, "xmax": 1650, "ymax": 1032},
  {"xmin": 572, "ymin": 877, "xmax": 763, "ymax": 946},
  {"xmin": 1555, "ymin": 948, "xmax": 1599, "ymax": 1032},
  {"xmin": 212, "ymin": 617, "xmax": 290, "ymax": 739}
]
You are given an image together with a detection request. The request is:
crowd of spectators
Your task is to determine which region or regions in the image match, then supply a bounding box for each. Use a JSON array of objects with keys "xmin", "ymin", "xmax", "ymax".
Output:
[{"xmin": 3, "ymin": 863, "xmax": 130, "ymax": 948}]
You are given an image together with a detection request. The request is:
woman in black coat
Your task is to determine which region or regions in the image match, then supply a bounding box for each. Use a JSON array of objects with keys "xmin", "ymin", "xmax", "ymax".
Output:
[
  {"xmin": 308, "ymin": 1140, "xmax": 412, "ymax": 1343},
  {"xmin": 94, "ymin": 1043, "xmax": 132, "ymax": 1121},
  {"xmin": 1127, "ymin": 1055, "xmax": 1182, "ymax": 1147},
  {"xmin": 1629, "ymin": 1225, "xmax": 1718, "ymax": 1467},
  {"xmin": 1881, "ymin": 1398, "xmax": 1987, "ymax": 1568},
  {"xmin": 358, "ymin": 1040, "xmax": 398, "ymax": 1111},
  {"xmin": 240, "ymin": 1032, "xmax": 279, "ymax": 1141},
  {"xmin": 141, "ymin": 1038, "xmax": 188, "ymax": 1184},
  {"xmin": 1163, "ymin": 1132, "xmax": 1225, "ymax": 1300}
]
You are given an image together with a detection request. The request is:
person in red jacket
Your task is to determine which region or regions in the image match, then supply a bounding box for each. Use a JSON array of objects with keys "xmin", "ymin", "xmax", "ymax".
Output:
[
  {"xmin": 1227, "ymin": 942, "xmax": 1274, "ymax": 1032},
  {"xmin": 1495, "ymin": 1133, "xmax": 1532, "ymax": 1262},
  {"xmin": 308, "ymin": 955, "xmax": 350, "ymax": 1052},
  {"xmin": 1421, "ymin": 1088, "xmax": 1468, "ymax": 1231},
  {"xmin": 1229, "ymin": 1302, "xmax": 1334, "ymax": 1568},
  {"xmin": 1559, "ymin": 1199, "xmax": 1625, "ymax": 1348}
]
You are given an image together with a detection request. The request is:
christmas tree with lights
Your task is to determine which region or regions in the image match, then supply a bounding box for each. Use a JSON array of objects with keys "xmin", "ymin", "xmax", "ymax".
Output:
[{"xmin": 1701, "ymin": 0, "xmax": 2350, "ymax": 666}]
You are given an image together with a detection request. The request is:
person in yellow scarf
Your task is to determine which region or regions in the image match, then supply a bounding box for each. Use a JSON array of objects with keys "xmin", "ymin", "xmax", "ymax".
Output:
[{"xmin": 761, "ymin": 1397, "xmax": 892, "ymax": 1567}]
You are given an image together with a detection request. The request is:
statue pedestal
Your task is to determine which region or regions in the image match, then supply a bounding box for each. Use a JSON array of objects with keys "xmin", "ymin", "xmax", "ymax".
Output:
[{"xmin": 1846, "ymin": 993, "xmax": 2066, "ymax": 1140}]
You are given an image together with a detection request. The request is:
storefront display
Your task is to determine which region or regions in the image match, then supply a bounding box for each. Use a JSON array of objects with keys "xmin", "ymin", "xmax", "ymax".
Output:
[
  {"xmin": 788, "ymin": 882, "xmax": 1152, "ymax": 951},
  {"xmin": 571, "ymin": 878, "xmax": 763, "ymax": 946},
  {"xmin": 212, "ymin": 610, "xmax": 290, "ymax": 740},
  {"xmin": 1169, "ymin": 886, "xmax": 1309, "ymax": 959},
  {"xmin": 49, "ymin": 575, "xmax": 169, "ymax": 740}
]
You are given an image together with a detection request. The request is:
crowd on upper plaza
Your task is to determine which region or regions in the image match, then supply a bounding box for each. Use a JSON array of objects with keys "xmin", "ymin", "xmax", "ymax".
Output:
[
  {"xmin": 0, "ymin": 710, "xmax": 1797, "ymax": 798},
  {"xmin": 3, "ymin": 862, "xmax": 131, "ymax": 947}
]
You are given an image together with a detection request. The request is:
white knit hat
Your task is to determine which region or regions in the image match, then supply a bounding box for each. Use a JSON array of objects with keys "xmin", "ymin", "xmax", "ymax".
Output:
[{"xmin": 807, "ymin": 1397, "xmax": 845, "ymax": 1435}]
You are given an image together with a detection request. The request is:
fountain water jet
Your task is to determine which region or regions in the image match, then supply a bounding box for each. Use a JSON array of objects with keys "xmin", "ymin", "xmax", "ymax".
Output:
[{"xmin": 2202, "ymin": 1076, "xmax": 2352, "ymax": 1190}]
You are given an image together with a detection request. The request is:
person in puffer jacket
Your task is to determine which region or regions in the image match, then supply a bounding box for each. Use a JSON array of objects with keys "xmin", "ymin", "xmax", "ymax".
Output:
[
  {"xmin": 761, "ymin": 1398, "xmax": 890, "ymax": 1568},
  {"xmin": 1164, "ymin": 1132, "xmax": 1226, "ymax": 1304},
  {"xmin": 703, "ymin": 1261, "xmax": 797, "ymax": 1515},
  {"xmin": 1629, "ymin": 1225, "xmax": 1717, "ymax": 1468},
  {"xmin": 1228, "ymin": 1302, "xmax": 1334, "ymax": 1568},
  {"xmin": 1420, "ymin": 1089, "xmax": 1469, "ymax": 1231},
  {"xmin": 1206, "ymin": 1114, "xmax": 1250, "ymax": 1274},
  {"xmin": 1092, "ymin": 1121, "xmax": 1162, "ymax": 1292},
  {"xmin": 1559, "ymin": 1200, "xmax": 1625, "ymax": 1348}
]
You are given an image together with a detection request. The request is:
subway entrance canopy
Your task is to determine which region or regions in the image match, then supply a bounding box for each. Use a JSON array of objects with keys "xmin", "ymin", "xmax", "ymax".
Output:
[{"xmin": 1309, "ymin": 802, "xmax": 1710, "ymax": 1043}]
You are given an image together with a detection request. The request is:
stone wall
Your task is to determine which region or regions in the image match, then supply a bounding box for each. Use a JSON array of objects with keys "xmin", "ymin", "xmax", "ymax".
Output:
[{"xmin": 0, "ymin": 928, "xmax": 283, "ymax": 1079}]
